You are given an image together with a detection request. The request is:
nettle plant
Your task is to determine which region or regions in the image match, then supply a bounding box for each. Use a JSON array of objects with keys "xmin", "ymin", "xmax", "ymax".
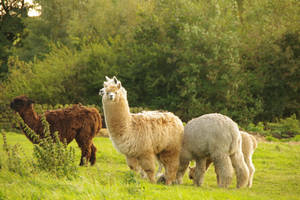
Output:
[
  {"xmin": 18, "ymin": 115, "xmax": 78, "ymax": 178},
  {"xmin": 1, "ymin": 130, "xmax": 32, "ymax": 176}
]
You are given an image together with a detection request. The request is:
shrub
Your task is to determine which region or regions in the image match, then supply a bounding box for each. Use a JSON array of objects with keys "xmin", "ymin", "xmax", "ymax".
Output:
[
  {"xmin": 18, "ymin": 115, "xmax": 78, "ymax": 179},
  {"xmin": 246, "ymin": 114, "xmax": 300, "ymax": 139},
  {"xmin": 265, "ymin": 136, "xmax": 280, "ymax": 142},
  {"xmin": 246, "ymin": 122, "xmax": 270, "ymax": 136},
  {"xmin": 266, "ymin": 114, "xmax": 300, "ymax": 138},
  {"xmin": 291, "ymin": 135, "xmax": 300, "ymax": 142},
  {"xmin": 1, "ymin": 130, "xmax": 32, "ymax": 176}
]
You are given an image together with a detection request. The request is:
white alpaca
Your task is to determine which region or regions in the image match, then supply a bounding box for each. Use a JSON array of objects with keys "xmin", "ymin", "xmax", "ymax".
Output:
[
  {"xmin": 176, "ymin": 113, "xmax": 249, "ymax": 188},
  {"xmin": 99, "ymin": 76, "xmax": 184, "ymax": 185},
  {"xmin": 188, "ymin": 131, "xmax": 257, "ymax": 188},
  {"xmin": 240, "ymin": 131, "xmax": 257, "ymax": 187}
]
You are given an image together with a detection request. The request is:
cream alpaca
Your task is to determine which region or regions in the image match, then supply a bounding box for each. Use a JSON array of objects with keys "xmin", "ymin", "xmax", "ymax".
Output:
[
  {"xmin": 188, "ymin": 131, "xmax": 257, "ymax": 188},
  {"xmin": 100, "ymin": 76, "xmax": 184, "ymax": 185},
  {"xmin": 176, "ymin": 113, "xmax": 249, "ymax": 188}
]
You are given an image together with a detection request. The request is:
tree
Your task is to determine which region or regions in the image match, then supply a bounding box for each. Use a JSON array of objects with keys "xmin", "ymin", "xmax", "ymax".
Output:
[{"xmin": 0, "ymin": 0, "xmax": 30, "ymax": 80}]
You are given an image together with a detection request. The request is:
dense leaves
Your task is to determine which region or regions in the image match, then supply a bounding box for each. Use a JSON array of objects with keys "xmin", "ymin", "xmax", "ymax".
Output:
[{"xmin": 0, "ymin": 0, "xmax": 299, "ymax": 127}]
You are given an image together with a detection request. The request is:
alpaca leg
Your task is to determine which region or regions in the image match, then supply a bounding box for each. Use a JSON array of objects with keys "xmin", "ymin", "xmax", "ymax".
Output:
[
  {"xmin": 137, "ymin": 154, "xmax": 156, "ymax": 183},
  {"xmin": 193, "ymin": 158, "xmax": 207, "ymax": 186},
  {"xmin": 80, "ymin": 144, "xmax": 92, "ymax": 166},
  {"xmin": 75, "ymin": 135, "xmax": 92, "ymax": 166},
  {"xmin": 159, "ymin": 150, "xmax": 180, "ymax": 185},
  {"xmin": 206, "ymin": 158, "xmax": 220, "ymax": 184},
  {"xmin": 126, "ymin": 157, "xmax": 146, "ymax": 178},
  {"xmin": 230, "ymin": 151, "xmax": 249, "ymax": 188},
  {"xmin": 213, "ymin": 154, "xmax": 234, "ymax": 188},
  {"xmin": 176, "ymin": 150, "xmax": 192, "ymax": 184},
  {"xmin": 206, "ymin": 158, "xmax": 213, "ymax": 170},
  {"xmin": 89, "ymin": 143, "xmax": 97, "ymax": 166},
  {"xmin": 245, "ymin": 155, "xmax": 255, "ymax": 188}
]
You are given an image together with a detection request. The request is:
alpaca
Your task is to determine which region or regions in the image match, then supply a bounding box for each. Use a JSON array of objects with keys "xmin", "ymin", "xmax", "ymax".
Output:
[
  {"xmin": 99, "ymin": 76, "xmax": 184, "ymax": 185},
  {"xmin": 10, "ymin": 95, "xmax": 102, "ymax": 166},
  {"xmin": 188, "ymin": 131, "xmax": 257, "ymax": 188},
  {"xmin": 176, "ymin": 113, "xmax": 249, "ymax": 188}
]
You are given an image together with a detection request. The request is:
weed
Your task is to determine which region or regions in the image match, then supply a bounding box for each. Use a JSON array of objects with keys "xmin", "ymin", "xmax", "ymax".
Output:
[{"xmin": 1, "ymin": 130, "xmax": 32, "ymax": 176}]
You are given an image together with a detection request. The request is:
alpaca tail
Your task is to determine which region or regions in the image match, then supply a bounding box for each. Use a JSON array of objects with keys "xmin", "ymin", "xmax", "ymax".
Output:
[{"xmin": 95, "ymin": 111, "xmax": 102, "ymax": 134}]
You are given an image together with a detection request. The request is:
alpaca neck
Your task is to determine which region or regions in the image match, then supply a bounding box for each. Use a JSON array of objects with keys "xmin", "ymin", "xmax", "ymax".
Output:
[
  {"xmin": 18, "ymin": 106, "xmax": 43, "ymax": 139},
  {"xmin": 103, "ymin": 97, "xmax": 131, "ymax": 137}
]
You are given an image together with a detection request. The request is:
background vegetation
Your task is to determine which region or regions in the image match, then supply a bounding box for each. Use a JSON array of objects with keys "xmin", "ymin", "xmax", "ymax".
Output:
[{"xmin": 0, "ymin": 0, "xmax": 299, "ymax": 128}]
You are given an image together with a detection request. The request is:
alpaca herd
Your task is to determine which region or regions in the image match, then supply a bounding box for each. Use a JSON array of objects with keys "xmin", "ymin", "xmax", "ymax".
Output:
[{"xmin": 11, "ymin": 76, "xmax": 257, "ymax": 188}]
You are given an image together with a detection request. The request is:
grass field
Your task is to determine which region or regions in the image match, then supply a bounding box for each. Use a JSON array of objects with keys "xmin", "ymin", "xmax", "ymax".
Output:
[{"xmin": 0, "ymin": 131, "xmax": 300, "ymax": 200}]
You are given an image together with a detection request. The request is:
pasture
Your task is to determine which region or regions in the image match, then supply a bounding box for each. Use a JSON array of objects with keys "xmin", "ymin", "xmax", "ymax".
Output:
[{"xmin": 0, "ymin": 131, "xmax": 300, "ymax": 200}]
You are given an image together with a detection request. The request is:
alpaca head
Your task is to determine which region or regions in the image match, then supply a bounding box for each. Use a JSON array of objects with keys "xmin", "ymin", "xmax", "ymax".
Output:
[
  {"xmin": 10, "ymin": 95, "xmax": 35, "ymax": 113},
  {"xmin": 99, "ymin": 76, "xmax": 127, "ymax": 104},
  {"xmin": 188, "ymin": 166, "xmax": 195, "ymax": 180}
]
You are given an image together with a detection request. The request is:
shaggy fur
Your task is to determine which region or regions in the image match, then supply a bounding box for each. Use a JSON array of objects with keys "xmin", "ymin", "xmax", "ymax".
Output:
[
  {"xmin": 10, "ymin": 95, "xmax": 102, "ymax": 166},
  {"xmin": 176, "ymin": 113, "xmax": 249, "ymax": 188},
  {"xmin": 188, "ymin": 131, "xmax": 257, "ymax": 188},
  {"xmin": 100, "ymin": 76, "xmax": 184, "ymax": 185}
]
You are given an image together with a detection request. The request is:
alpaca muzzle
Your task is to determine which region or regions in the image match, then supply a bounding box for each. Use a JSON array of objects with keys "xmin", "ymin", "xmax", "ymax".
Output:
[{"xmin": 109, "ymin": 93, "xmax": 115, "ymax": 100}]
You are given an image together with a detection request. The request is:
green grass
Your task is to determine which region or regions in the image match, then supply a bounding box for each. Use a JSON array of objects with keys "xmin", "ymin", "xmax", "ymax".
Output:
[{"xmin": 1, "ymin": 132, "xmax": 300, "ymax": 200}]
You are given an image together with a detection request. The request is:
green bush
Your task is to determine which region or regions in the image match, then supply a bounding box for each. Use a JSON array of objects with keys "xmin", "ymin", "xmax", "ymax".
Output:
[
  {"xmin": 0, "ymin": 0, "xmax": 299, "ymax": 126},
  {"xmin": 247, "ymin": 114, "xmax": 300, "ymax": 139},
  {"xmin": 266, "ymin": 114, "xmax": 300, "ymax": 138},
  {"xmin": 18, "ymin": 115, "xmax": 78, "ymax": 179},
  {"xmin": 265, "ymin": 136, "xmax": 280, "ymax": 142},
  {"xmin": 1, "ymin": 131, "xmax": 32, "ymax": 176},
  {"xmin": 246, "ymin": 122, "xmax": 270, "ymax": 136},
  {"xmin": 291, "ymin": 135, "xmax": 300, "ymax": 142}
]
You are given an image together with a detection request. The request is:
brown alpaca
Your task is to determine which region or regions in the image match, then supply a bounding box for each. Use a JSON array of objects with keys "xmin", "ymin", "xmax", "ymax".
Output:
[
  {"xmin": 10, "ymin": 95, "xmax": 102, "ymax": 166},
  {"xmin": 100, "ymin": 76, "xmax": 184, "ymax": 185}
]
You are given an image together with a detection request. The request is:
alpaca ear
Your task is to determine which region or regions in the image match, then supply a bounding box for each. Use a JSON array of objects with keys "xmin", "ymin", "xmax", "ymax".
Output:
[
  {"xmin": 189, "ymin": 166, "xmax": 192, "ymax": 170},
  {"xmin": 117, "ymin": 81, "xmax": 122, "ymax": 89},
  {"xmin": 113, "ymin": 76, "xmax": 118, "ymax": 84},
  {"xmin": 105, "ymin": 76, "xmax": 110, "ymax": 81},
  {"xmin": 99, "ymin": 88, "xmax": 105, "ymax": 96}
]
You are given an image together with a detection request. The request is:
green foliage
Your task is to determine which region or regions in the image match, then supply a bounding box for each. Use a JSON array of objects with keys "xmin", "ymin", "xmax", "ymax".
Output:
[
  {"xmin": 239, "ymin": 0, "xmax": 300, "ymax": 122},
  {"xmin": 0, "ymin": 0, "xmax": 299, "ymax": 126},
  {"xmin": 31, "ymin": 115, "xmax": 78, "ymax": 178},
  {"xmin": 0, "ymin": 0, "xmax": 31, "ymax": 80},
  {"xmin": 14, "ymin": 114, "xmax": 78, "ymax": 178},
  {"xmin": 265, "ymin": 136, "xmax": 280, "ymax": 142},
  {"xmin": 246, "ymin": 122, "xmax": 270, "ymax": 136},
  {"xmin": 1, "ymin": 130, "xmax": 32, "ymax": 176},
  {"xmin": 247, "ymin": 115, "xmax": 300, "ymax": 139},
  {"xmin": 266, "ymin": 114, "xmax": 300, "ymax": 138},
  {"xmin": 291, "ymin": 135, "xmax": 300, "ymax": 142}
]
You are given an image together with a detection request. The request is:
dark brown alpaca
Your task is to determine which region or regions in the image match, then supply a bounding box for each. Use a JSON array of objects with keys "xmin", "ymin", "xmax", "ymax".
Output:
[{"xmin": 10, "ymin": 95, "xmax": 102, "ymax": 166}]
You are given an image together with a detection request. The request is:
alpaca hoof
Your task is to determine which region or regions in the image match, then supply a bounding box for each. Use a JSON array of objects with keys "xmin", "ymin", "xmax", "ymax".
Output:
[{"xmin": 157, "ymin": 175, "xmax": 166, "ymax": 184}]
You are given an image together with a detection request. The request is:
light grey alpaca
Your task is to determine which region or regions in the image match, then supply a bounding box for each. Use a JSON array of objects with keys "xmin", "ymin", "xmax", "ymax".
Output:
[
  {"xmin": 176, "ymin": 113, "xmax": 249, "ymax": 188},
  {"xmin": 239, "ymin": 131, "xmax": 257, "ymax": 187},
  {"xmin": 188, "ymin": 131, "xmax": 258, "ymax": 188}
]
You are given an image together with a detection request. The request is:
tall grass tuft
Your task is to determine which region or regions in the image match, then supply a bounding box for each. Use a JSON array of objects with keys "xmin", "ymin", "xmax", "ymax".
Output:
[{"xmin": 1, "ymin": 130, "xmax": 32, "ymax": 176}]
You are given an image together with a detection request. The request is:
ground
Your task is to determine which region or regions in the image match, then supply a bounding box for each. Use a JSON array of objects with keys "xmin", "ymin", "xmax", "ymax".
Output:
[{"xmin": 0, "ymin": 130, "xmax": 300, "ymax": 200}]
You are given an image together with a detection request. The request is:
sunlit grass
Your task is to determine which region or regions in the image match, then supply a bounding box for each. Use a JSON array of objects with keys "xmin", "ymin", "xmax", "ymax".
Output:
[{"xmin": 0, "ymin": 132, "xmax": 299, "ymax": 200}]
